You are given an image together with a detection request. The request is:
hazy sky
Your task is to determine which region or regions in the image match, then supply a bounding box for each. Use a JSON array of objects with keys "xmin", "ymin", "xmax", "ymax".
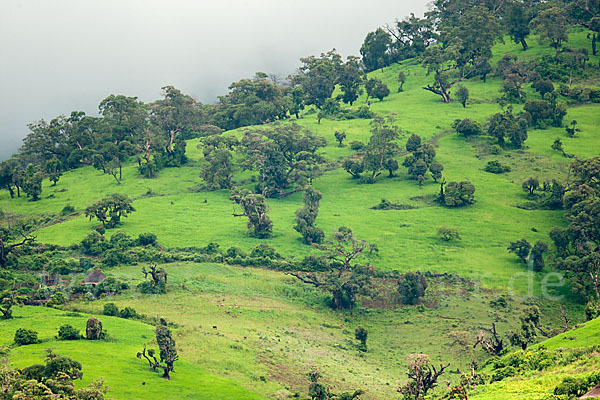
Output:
[{"xmin": 0, "ymin": 0, "xmax": 429, "ymax": 160}]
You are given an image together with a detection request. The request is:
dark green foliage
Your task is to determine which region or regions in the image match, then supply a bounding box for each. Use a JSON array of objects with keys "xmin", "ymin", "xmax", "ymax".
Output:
[
  {"xmin": 441, "ymin": 181, "xmax": 476, "ymax": 207},
  {"xmin": 550, "ymin": 157, "xmax": 600, "ymax": 300},
  {"xmin": 103, "ymin": 302, "xmax": 119, "ymax": 316},
  {"xmin": 57, "ymin": 324, "xmax": 81, "ymax": 340},
  {"xmin": 484, "ymin": 160, "xmax": 511, "ymax": 174},
  {"xmin": 355, "ymin": 326, "xmax": 368, "ymax": 352},
  {"xmin": 398, "ymin": 272, "xmax": 428, "ymax": 305},
  {"xmin": 81, "ymin": 232, "xmax": 106, "ymax": 256},
  {"xmin": 437, "ymin": 226, "xmax": 461, "ymax": 242},
  {"xmin": 371, "ymin": 199, "xmax": 417, "ymax": 210},
  {"xmin": 84, "ymin": 193, "xmax": 135, "ymax": 229},
  {"xmin": 523, "ymin": 97, "xmax": 567, "ymax": 128},
  {"xmin": 343, "ymin": 158, "xmax": 364, "ymax": 179},
  {"xmin": 136, "ymin": 232, "xmax": 157, "ymax": 246},
  {"xmin": 200, "ymin": 146, "xmax": 234, "ymax": 190},
  {"xmin": 487, "ymin": 110, "xmax": 528, "ymax": 148},
  {"xmin": 455, "ymin": 85, "xmax": 469, "ymax": 108},
  {"xmin": 533, "ymin": 80, "xmax": 554, "ymax": 98},
  {"xmin": 454, "ymin": 118, "xmax": 482, "ymax": 138},
  {"xmin": 21, "ymin": 164, "xmax": 43, "ymax": 201},
  {"xmin": 530, "ymin": 241, "xmax": 549, "ymax": 272},
  {"xmin": 230, "ymin": 189, "xmax": 273, "ymax": 238},
  {"xmin": 337, "ymin": 56, "xmax": 364, "ymax": 106},
  {"xmin": 250, "ymin": 243, "xmax": 281, "ymax": 259},
  {"xmin": 291, "ymin": 227, "xmax": 376, "ymax": 311},
  {"xmin": 94, "ymin": 277, "xmax": 129, "ymax": 298},
  {"xmin": 371, "ymin": 81, "xmax": 390, "ymax": 102},
  {"xmin": 397, "ymin": 71, "xmax": 406, "ymax": 92},
  {"xmin": 508, "ymin": 239, "xmax": 532, "ymax": 264},
  {"xmin": 138, "ymin": 321, "xmax": 179, "ymax": 379},
  {"xmin": 530, "ymin": 7, "xmax": 568, "ymax": 58},
  {"xmin": 138, "ymin": 265, "xmax": 167, "ymax": 294},
  {"xmin": 45, "ymin": 156, "xmax": 63, "ymax": 186},
  {"xmin": 14, "ymin": 328, "xmax": 39, "ymax": 345},
  {"xmin": 290, "ymin": 50, "xmax": 342, "ymax": 109},
  {"xmin": 508, "ymin": 306, "xmax": 542, "ymax": 350},
  {"xmin": 362, "ymin": 117, "xmax": 400, "ymax": 180},
  {"xmin": 360, "ymin": 28, "xmax": 392, "ymax": 72},
  {"xmin": 522, "ymin": 177, "xmax": 540, "ymax": 196},
  {"xmin": 294, "ymin": 187, "xmax": 325, "ymax": 245},
  {"xmin": 403, "ymin": 139, "xmax": 439, "ymax": 184},
  {"xmin": 350, "ymin": 141, "xmax": 364, "ymax": 151},
  {"xmin": 554, "ymin": 373, "xmax": 600, "ymax": 397},
  {"xmin": 334, "ymin": 131, "xmax": 347, "ymax": 147},
  {"xmin": 240, "ymin": 123, "xmax": 326, "ymax": 197},
  {"xmin": 506, "ymin": 2, "xmax": 531, "ymax": 50},
  {"xmin": 405, "ymin": 134, "xmax": 421, "ymax": 153},
  {"xmin": 585, "ymin": 300, "xmax": 600, "ymax": 321},
  {"xmin": 119, "ymin": 306, "xmax": 138, "ymax": 319}
]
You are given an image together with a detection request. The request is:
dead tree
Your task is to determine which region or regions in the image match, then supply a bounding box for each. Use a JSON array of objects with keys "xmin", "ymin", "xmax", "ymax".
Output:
[
  {"xmin": 398, "ymin": 353, "xmax": 450, "ymax": 400},
  {"xmin": 474, "ymin": 322, "xmax": 505, "ymax": 356}
]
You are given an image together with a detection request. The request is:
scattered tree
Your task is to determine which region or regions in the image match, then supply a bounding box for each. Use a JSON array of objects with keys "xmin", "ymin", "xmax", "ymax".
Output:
[
  {"xmin": 334, "ymin": 131, "xmax": 347, "ymax": 147},
  {"xmin": 230, "ymin": 189, "xmax": 273, "ymax": 238},
  {"xmin": 84, "ymin": 193, "xmax": 135, "ymax": 229},
  {"xmin": 522, "ymin": 177, "xmax": 540, "ymax": 196},
  {"xmin": 137, "ymin": 320, "xmax": 179, "ymax": 380},
  {"xmin": 438, "ymin": 226, "xmax": 461, "ymax": 242},
  {"xmin": 294, "ymin": 187, "xmax": 325, "ymax": 245},
  {"xmin": 508, "ymin": 238, "xmax": 532, "ymax": 264},
  {"xmin": 440, "ymin": 181, "xmax": 476, "ymax": 207},
  {"xmin": 455, "ymin": 85, "xmax": 469, "ymax": 108},
  {"xmin": 355, "ymin": 326, "xmax": 368, "ymax": 352},
  {"xmin": 398, "ymin": 272, "xmax": 428, "ymax": 305},
  {"xmin": 138, "ymin": 264, "xmax": 168, "ymax": 294}
]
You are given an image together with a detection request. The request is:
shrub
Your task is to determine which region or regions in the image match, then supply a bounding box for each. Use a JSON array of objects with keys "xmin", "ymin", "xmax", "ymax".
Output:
[
  {"xmin": 398, "ymin": 272, "xmax": 428, "ymax": 305},
  {"xmin": 61, "ymin": 204, "xmax": 75, "ymax": 215},
  {"xmin": 250, "ymin": 244, "xmax": 281, "ymax": 259},
  {"xmin": 454, "ymin": 118, "xmax": 482, "ymax": 137},
  {"xmin": 119, "ymin": 306, "xmax": 138, "ymax": 319},
  {"xmin": 349, "ymin": 141, "xmax": 364, "ymax": 151},
  {"xmin": 136, "ymin": 232, "xmax": 157, "ymax": 246},
  {"xmin": 103, "ymin": 302, "xmax": 119, "ymax": 316},
  {"xmin": 485, "ymin": 160, "xmax": 511, "ymax": 174},
  {"xmin": 226, "ymin": 247, "xmax": 246, "ymax": 258},
  {"xmin": 46, "ymin": 292, "xmax": 67, "ymax": 308},
  {"xmin": 300, "ymin": 255, "xmax": 328, "ymax": 272},
  {"xmin": 443, "ymin": 181, "xmax": 476, "ymax": 207},
  {"xmin": 14, "ymin": 328, "xmax": 39, "ymax": 345},
  {"xmin": 437, "ymin": 226, "xmax": 461, "ymax": 242},
  {"xmin": 57, "ymin": 324, "xmax": 81, "ymax": 340}
]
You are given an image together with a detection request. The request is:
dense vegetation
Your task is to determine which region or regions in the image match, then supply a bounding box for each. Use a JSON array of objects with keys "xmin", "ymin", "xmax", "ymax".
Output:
[{"xmin": 1, "ymin": 0, "xmax": 600, "ymax": 398}]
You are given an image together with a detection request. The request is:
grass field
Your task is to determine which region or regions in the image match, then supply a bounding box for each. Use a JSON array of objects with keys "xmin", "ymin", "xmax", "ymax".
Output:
[{"xmin": 1, "ymin": 30, "xmax": 599, "ymax": 399}]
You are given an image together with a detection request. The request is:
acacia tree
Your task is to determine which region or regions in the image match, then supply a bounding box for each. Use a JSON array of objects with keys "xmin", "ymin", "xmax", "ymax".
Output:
[
  {"xmin": 137, "ymin": 321, "xmax": 178, "ymax": 380},
  {"xmin": 474, "ymin": 322, "xmax": 505, "ymax": 356},
  {"xmin": 290, "ymin": 50, "xmax": 342, "ymax": 109},
  {"xmin": 138, "ymin": 265, "xmax": 168, "ymax": 294},
  {"xmin": 0, "ymin": 216, "xmax": 36, "ymax": 269},
  {"xmin": 84, "ymin": 193, "xmax": 135, "ymax": 229},
  {"xmin": 294, "ymin": 187, "xmax": 325, "ymax": 245},
  {"xmin": 360, "ymin": 28, "xmax": 392, "ymax": 72},
  {"xmin": 230, "ymin": 189, "xmax": 273, "ymax": 238},
  {"xmin": 337, "ymin": 56, "xmax": 364, "ymax": 106},
  {"xmin": 291, "ymin": 227, "xmax": 377, "ymax": 310},
  {"xmin": 550, "ymin": 157, "xmax": 600, "ymax": 301},
  {"xmin": 421, "ymin": 6, "xmax": 500, "ymax": 102},
  {"xmin": 362, "ymin": 117, "xmax": 400, "ymax": 180},
  {"xmin": 240, "ymin": 123, "xmax": 326, "ymax": 198},
  {"xmin": 530, "ymin": 6, "xmax": 568, "ymax": 59}
]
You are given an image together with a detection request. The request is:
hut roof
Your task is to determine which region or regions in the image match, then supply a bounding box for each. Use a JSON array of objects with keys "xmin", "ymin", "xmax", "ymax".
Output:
[{"xmin": 82, "ymin": 268, "xmax": 106, "ymax": 285}]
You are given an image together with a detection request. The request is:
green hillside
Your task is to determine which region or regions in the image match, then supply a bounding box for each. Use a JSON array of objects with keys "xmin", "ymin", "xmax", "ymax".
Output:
[{"xmin": 1, "ymin": 5, "xmax": 600, "ymax": 400}]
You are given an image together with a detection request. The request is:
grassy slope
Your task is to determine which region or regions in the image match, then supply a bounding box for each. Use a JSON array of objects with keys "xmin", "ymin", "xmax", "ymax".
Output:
[
  {"xmin": 0, "ymin": 30, "xmax": 599, "ymax": 399},
  {"xmin": 0, "ymin": 306, "xmax": 260, "ymax": 400},
  {"xmin": 470, "ymin": 318, "xmax": 600, "ymax": 400}
]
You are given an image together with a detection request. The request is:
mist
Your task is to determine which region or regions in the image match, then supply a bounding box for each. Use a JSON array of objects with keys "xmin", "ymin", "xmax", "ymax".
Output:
[{"xmin": 0, "ymin": 0, "xmax": 429, "ymax": 161}]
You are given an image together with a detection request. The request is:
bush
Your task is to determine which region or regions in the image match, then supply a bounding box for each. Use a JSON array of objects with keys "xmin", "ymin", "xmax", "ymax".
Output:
[
  {"xmin": 349, "ymin": 141, "xmax": 364, "ymax": 151},
  {"xmin": 443, "ymin": 181, "xmax": 476, "ymax": 207},
  {"xmin": 119, "ymin": 306, "xmax": 138, "ymax": 319},
  {"xmin": 437, "ymin": 226, "xmax": 461, "ymax": 242},
  {"xmin": 57, "ymin": 324, "xmax": 81, "ymax": 340},
  {"xmin": 103, "ymin": 302, "xmax": 119, "ymax": 316},
  {"xmin": 454, "ymin": 118, "xmax": 482, "ymax": 137},
  {"xmin": 46, "ymin": 292, "xmax": 67, "ymax": 308},
  {"xmin": 61, "ymin": 204, "xmax": 75, "ymax": 215},
  {"xmin": 14, "ymin": 328, "xmax": 39, "ymax": 345},
  {"xmin": 300, "ymin": 255, "xmax": 328, "ymax": 272},
  {"xmin": 485, "ymin": 160, "xmax": 511, "ymax": 174},
  {"xmin": 250, "ymin": 244, "xmax": 281, "ymax": 259},
  {"xmin": 226, "ymin": 247, "xmax": 246, "ymax": 258},
  {"xmin": 398, "ymin": 272, "xmax": 428, "ymax": 305},
  {"xmin": 136, "ymin": 232, "xmax": 157, "ymax": 246}
]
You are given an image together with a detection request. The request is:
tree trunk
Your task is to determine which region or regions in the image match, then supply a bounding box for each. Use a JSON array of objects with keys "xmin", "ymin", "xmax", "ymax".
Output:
[{"xmin": 520, "ymin": 38, "xmax": 528, "ymax": 51}]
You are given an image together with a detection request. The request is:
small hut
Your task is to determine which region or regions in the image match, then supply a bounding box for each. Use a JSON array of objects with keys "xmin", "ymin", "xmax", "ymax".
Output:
[{"xmin": 82, "ymin": 268, "xmax": 106, "ymax": 286}]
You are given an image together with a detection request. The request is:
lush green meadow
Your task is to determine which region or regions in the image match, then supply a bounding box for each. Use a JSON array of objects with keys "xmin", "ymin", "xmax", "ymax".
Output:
[{"xmin": 1, "ymin": 30, "xmax": 599, "ymax": 399}]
